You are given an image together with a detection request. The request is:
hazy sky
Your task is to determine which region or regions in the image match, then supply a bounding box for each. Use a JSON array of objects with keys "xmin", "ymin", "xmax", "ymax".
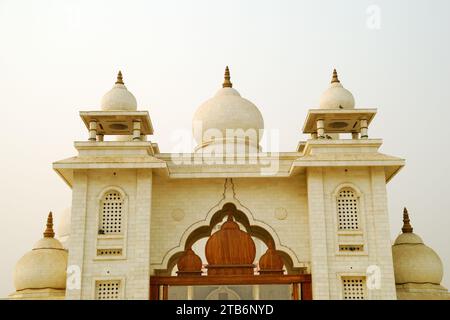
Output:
[{"xmin": 1, "ymin": 0, "xmax": 449, "ymax": 297}]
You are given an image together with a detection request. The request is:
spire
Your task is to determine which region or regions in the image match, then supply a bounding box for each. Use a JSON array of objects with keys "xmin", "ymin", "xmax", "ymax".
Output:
[
  {"xmin": 331, "ymin": 68, "xmax": 340, "ymax": 84},
  {"xmin": 43, "ymin": 212, "xmax": 55, "ymax": 238},
  {"xmin": 402, "ymin": 207, "xmax": 413, "ymax": 233},
  {"xmin": 222, "ymin": 66, "xmax": 232, "ymax": 88},
  {"xmin": 115, "ymin": 70, "xmax": 124, "ymax": 85}
]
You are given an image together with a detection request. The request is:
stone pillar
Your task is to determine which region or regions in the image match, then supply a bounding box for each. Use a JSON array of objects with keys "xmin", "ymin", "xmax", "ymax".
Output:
[
  {"xmin": 316, "ymin": 119, "xmax": 325, "ymax": 139},
  {"xmin": 352, "ymin": 132, "xmax": 359, "ymax": 140},
  {"xmin": 133, "ymin": 121, "xmax": 141, "ymax": 141},
  {"xmin": 89, "ymin": 121, "xmax": 97, "ymax": 141},
  {"xmin": 65, "ymin": 170, "xmax": 88, "ymax": 300},
  {"xmin": 124, "ymin": 169, "xmax": 152, "ymax": 299},
  {"xmin": 187, "ymin": 286, "xmax": 194, "ymax": 300},
  {"xmin": 306, "ymin": 168, "xmax": 330, "ymax": 299},
  {"xmin": 369, "ymin": 167, "xmax": 397, "ymax": 299},
  {"xmin": 97, "ymin": 134, "xmax": 104, "ymax": 142},
  {"xmin": 252, "ymin": 285, "xmax": 260, "ymax": 300},
  {"xmin": 360, "ymin": 119, "xmax": 368, "ymax": 139}
]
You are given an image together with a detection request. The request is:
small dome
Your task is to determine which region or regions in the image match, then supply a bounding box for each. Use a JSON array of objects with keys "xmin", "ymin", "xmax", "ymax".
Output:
[
  {"xmin": 192, "ymin": 67, "xmax": 264, "ymax": 150},
  {"xmin": 101, "ymin": 71, "xmax": 137, "ymax": 111},
  {"xmin": 394, "ymin": 232, "xmax": 423, "ymax": 245},
  {"xmin": 319, "ymin": 69, "xmax": 355, "ymax": 109},
  {"xmin": 392, "ymin": 208, "xmax": 444, "ymax": 285},
  {"xmin": 14, "ymin": 213, "xmax": 68, "ymax": 291}
]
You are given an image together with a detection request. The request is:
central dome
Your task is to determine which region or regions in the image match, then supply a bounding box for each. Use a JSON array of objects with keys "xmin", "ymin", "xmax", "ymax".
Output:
[{"xmin": 192, "ymin": 67, "xmax": 264, "ymax": 152}]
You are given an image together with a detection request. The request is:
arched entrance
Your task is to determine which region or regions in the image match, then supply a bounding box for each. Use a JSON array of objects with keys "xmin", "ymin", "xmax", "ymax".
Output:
[{"xmin": 150, "ymin": 203, "xmax": 312, "ymax": 300}]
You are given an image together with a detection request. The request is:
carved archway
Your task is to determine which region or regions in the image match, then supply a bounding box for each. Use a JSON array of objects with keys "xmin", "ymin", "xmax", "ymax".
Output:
[
  {"xmin": 155, "ymin": 203, "xmax": 303, "ymax": 276},
  {"xmin": 156, "ymin": 198, "xmax": 306, "ymax": 274},
  {"xmin": 150, "ymin": 203, "xmax": 312, "ymax": 300}
]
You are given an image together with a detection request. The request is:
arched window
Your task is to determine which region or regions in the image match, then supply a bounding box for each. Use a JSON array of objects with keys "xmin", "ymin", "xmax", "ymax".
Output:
[
  {"xmin": 336, "ymin": 188, "xmax": 359, "ymax": 231},
  {"xmin": 99, "ymin": 191, "xmax": 123, "ymax": 235}
]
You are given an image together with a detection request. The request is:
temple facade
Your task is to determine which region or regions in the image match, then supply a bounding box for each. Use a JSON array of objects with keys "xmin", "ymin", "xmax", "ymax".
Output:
[{"xmin": 8, "ymin": 68, "xmax": 449, "ymax": 300}]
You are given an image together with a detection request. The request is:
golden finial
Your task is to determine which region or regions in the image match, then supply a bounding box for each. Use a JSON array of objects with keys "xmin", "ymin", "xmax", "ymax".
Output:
[
  {"xmin": 222, "ymin": 66, "xmax": 232, "ymax": 88},
  {"xmin": 115, "ymin": 70, "xmax": 124, "ymax": 85},
  {"xmin": 331, "ymin": 68, "xmax": 340, "ymax": 84},
  {"xmin": 402, "ymin": 207, "xmax": 413, "ymax": 233},
  {"xmin": 43, "ymin": 212, "xmax": 55, "ymax": 238}
]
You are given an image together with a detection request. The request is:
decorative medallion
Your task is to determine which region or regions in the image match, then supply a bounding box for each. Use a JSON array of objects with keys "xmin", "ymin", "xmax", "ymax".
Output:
[
  {"xmin": 274, "ymin": 207, "xmax": 288, "ymax": 220},
  {"xmin": 171, "ymin": 208, "xmax": 185, "ymax": 222}
]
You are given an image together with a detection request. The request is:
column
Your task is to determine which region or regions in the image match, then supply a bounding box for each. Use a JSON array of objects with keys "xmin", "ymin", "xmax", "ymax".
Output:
[
  {"xmin": 369, "ymin": 167, "xmax": 397, "ymax": 299},
  {"xmin": 65, "ymin": 170, "xmax": 88, "ymax": 300},
  {"xmin": 89, "ymin": 121, "xmax": 97, "ymax": 141},
  {"xmin": 360, "ymin": 119, "xmax": 368, "ymax": 139},
  {"xmin": 126, "ymin": 169, "xmax": 152, "ymax": 299},
  {"xmin": 187, "ymin": 286, "xmax": 194, "ymax": 300},
  {"xmin": 133, "ymin": 120, "xmax": 141, "ymax": 141},
  {"xmin": 306, "ymin": 168, "xmax": 330, "ymax": 299},
  {"xmin": 316, "ymin": 119, "xmax": 325, "ymax": 139},
  {"xmin": 252, "ymin": 285, "xmax": 260, "ymax": 300}
]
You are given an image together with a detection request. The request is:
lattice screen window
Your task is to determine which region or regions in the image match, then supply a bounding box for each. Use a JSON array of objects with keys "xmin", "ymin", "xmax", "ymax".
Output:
[
  {"xmin": 337, "ymin": 188, "xmax": 360, "ymax": 231},
  {"xmin": 342, "ymin": 277, "xmax": 366, "ymax": 300},
  {"xmin": 99, "ymin": 191, "xmax": 123, "ymax": 235},
  {"xmin": 339, "ymin": 245, "xmax": 364, "ymax": 252},
  {"xmin": 95, "ymin": 280, "xmax": 121, "ymax": 300},
  {"xmin": 97, "ymin": 248, "xmax": 123, "ymax": 256}
]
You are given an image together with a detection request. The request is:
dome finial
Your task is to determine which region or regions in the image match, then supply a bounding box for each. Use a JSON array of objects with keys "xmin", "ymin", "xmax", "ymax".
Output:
[
  {"xmin": 331, "ymin": 68, "xmax": 340, "ymax": 84},
  {"xmin": 402, "ymin": 207, "xmax": 413, "ymax": 233},
  {"xmin": 43, "ymin": 212, "xmax": 55, "ymax": 238},
  {"xmin": 223, "ymin": 66, "xmax": 232, "ymax": 88},
  {"xmin": 115, "ymin": 70, "xmax": 124, "ymax": 85}
]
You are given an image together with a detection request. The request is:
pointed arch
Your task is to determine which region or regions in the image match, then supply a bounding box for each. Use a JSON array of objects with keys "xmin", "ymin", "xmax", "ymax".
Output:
[{"xmin": 155, "ymin": 201, "xmax": 305, "ymax": 275}]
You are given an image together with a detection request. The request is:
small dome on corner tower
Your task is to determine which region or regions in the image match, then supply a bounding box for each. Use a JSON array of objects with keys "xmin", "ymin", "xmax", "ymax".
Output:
[
  {"xmin": 319, "ymin": 69, "xmax": 355, "ymax": 110},
  {"xmin": 101, "ymin": 71, "xmax": 137, "ymax": 111}
]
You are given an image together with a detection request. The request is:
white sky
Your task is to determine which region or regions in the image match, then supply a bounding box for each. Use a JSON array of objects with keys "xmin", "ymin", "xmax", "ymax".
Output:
[{"xmin": 0, "ymin": 0, "xmax": 449, "ymax": 297}]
